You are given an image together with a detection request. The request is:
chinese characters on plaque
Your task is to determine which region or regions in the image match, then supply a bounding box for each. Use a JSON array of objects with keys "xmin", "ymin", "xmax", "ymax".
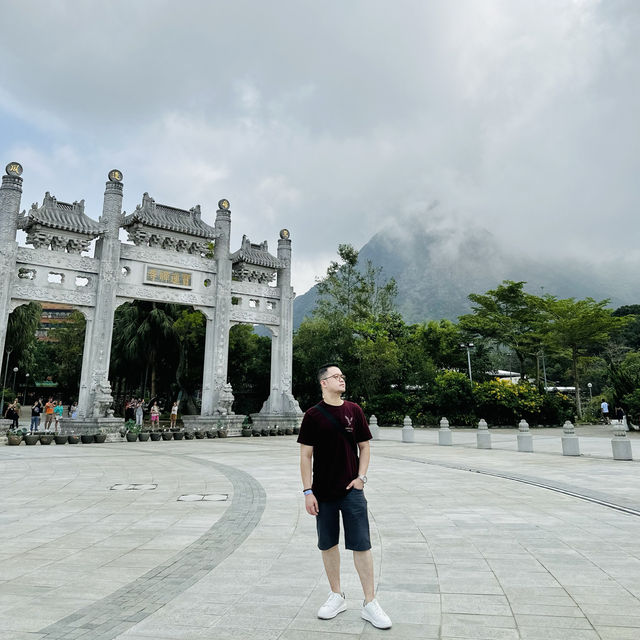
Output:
[{"xmin": 145, "ymin": 265, "xmax": 192, "ymax": 289}]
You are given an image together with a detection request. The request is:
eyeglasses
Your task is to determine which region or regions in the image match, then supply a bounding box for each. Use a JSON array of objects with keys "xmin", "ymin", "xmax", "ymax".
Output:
[{"xmin": 322, "ymin": 374, "xmax": 346, "ymax": 382}]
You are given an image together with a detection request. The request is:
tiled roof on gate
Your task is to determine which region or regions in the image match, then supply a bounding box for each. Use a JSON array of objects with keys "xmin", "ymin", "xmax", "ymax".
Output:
[
  {"xmin": 18, "ymin": 192, "xmax": 101, "ymax": 235},
  {"xmin": 122, "ymin": 192, "xmax": 216, "ymax": 239},
  {"xmin": 231, "ymin": 235, "xmax": 285, "ymax": 269}
]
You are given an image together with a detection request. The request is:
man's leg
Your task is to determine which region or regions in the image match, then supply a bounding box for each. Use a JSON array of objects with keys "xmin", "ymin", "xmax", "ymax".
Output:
[
  {"xmin": 321, "ymin": 545, "xmax": 342, "ymax": 593},
  {"xmin": 353, "ymin": 550, "xmax": 375, "ymax": 603}
]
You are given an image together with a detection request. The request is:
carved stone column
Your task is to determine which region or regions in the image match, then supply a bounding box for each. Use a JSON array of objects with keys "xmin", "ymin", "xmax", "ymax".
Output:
[
  {"xmin": 78, "ymin": 172, "xmax": 123, "ymax": 418},
  {"xmin": 196, "ymin": 307, "xmax": 215, "ymax": 414},
  {"xmin": 208, "ymin": 201, "xmax": 232, "ymax": 413},
  {"xmin": 252, "ymin": 229, "xmax": 302, "ymax": 432},
  {"xmin": 0, "ymin": 163, "xmax": 23, "ymax": 371}
]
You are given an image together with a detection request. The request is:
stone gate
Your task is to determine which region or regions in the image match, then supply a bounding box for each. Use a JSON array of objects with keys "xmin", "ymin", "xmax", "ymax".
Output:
[{"xmin": 0, "ymin": 162, "xmax": 302, "ymax": 435}]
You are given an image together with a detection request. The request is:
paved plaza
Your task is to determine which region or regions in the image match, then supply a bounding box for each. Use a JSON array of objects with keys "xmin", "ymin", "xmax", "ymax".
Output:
[{"xmin": 2, "ymin": 426, "xmax": 640, "ymax": 640}]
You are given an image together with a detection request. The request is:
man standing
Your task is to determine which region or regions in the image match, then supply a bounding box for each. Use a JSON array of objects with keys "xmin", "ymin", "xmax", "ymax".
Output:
[
  {"xmin": 601, "ymin": 398, "xmax": 610, "ymax": 424},
  {"xmin": 297, "ymin": 363, "xmax": 392, "ymax": 630},
  {"xmin": 44, "ymin": 397, "xmax": 55, "ymax": 431}
]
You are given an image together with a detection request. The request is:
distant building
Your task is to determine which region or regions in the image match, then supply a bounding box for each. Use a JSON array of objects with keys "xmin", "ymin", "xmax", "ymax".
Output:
[{"xmin": 37, "ymin": 303, "xmax": 75, "ymax": 341}]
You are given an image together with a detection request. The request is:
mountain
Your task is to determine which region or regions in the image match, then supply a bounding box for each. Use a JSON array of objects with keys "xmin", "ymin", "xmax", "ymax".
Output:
[{"xmin": 294, "ymin": 209, "xmax": 639, "ymax": 327}]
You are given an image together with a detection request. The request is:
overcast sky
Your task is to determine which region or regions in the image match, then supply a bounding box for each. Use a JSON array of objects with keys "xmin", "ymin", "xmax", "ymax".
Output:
[{"xmin": 2, "ymin": 0, "xmax": 638, "ymax": 294}]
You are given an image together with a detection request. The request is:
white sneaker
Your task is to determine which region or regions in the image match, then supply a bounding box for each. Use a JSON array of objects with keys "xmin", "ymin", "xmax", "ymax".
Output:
[
  {"xmin": 362, "ymin": 598, "xmax": 392, "ymax": 629},
  {"xmin": 317, "ymin": 591, "xmax": 347, "ymax": 619}
]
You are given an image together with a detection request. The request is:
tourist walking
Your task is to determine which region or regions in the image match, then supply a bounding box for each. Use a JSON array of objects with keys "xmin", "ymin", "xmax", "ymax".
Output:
[
  {"xmin": 150, "ymin": 402, "xmax": 160, "ymax": 427},
  {"xmin": 5, "ymin": 400, "xmax": 19, "ymax": 429},
  {"xmin": 44, "ymin": 397, "xmax": 55, "ymax": 431},
  {"xmin": 601, "ymin": 398, "xmax": 610, "ymax": 424},
  {"xmin": 170, "ymin": 401, "xmax": 178, "ymax": 428},
  {"xmin": 53, "ymin": 401, "xmax": 64, "ymax": 432},
  {"xmin": 297, "ymin": 363, "xmax": 392, "ymax": 630},
  {"xmin": 30, "ymin": 398, "xmax": 43, "ymax": 432},
  {"xmin": 135, "ymin": 400, "xmax": 144, "ymax": 427}
]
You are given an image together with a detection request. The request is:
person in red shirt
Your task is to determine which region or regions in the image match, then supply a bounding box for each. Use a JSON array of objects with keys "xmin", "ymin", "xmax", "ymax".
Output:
[{"xmin": 298, "ymin": 363, "xmax": 391, "ymax": 630}]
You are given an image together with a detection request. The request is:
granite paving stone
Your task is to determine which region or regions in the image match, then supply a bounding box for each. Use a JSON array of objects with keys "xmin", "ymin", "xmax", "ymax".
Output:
[{"xmin": 2, "ymin": 428, "xmax": 640, "ymax": 638}]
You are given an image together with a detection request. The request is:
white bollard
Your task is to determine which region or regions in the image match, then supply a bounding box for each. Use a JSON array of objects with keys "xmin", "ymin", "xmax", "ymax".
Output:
[
  {"xmin": 517, "ymin": 419, "xmax": 533, "ymax": 452},
  {"xmin": 611, "ymin": 422, "xmax": 633, "ymax": 460},
  {"xmin": 402, "ymin": 415, "xmax": 414, "ymax": 443},
  {"xmin": 477, "ymin": 418, "xmax": 491, "ymax": 449},
  {"xmin": 438, "ymin": 417, "xmax": 452, "ymax": 446},
  {"xmin": 622, "ymin": 415, "xmax": 629, "ymax": 432},
  {"xmin": 369, "ymin": 414, "xmax": 379, "ymax": 440},
  {"xmin": 561, "ymin": 420, "xmax": 580, "ymax": 456}
]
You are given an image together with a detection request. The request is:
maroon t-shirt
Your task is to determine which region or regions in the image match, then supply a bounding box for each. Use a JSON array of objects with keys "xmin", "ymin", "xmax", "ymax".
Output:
[{"xmin": 297, "ymin": 400, "xmax": 372, "ymax": 501}]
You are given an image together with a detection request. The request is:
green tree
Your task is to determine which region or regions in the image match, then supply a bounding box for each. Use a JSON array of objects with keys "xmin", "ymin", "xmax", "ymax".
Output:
[
  {"xmin": 4, "ymin": 302, "xmax": 42, "ymax": 373},
  {"xmin": 47, "ymin": 310, "xmax": 86, "ymax": 391},
  {"xmin": 540, "ymin": 296, "xmax": 629, "ymax": 417},
  {"xmin": 459, "ymin": 280, "xmax": 545, "ymax": 380}
]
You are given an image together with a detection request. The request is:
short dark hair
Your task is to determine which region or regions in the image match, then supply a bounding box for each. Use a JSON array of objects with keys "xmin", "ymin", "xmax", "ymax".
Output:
[{"xmin": 317, "ymin": 362, "xmax": 340, "ymax": 383}]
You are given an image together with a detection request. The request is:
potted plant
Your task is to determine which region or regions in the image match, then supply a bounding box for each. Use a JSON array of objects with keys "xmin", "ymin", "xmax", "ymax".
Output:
[
  {"xmin": 194, "ymin": 430, "xmax": 205, "ymax": 439},
  {"xmin": 40, "ymin": 433, "xmax": 55, "ymax": 445},
  {"xmin": 125, "ymin": 420, "xmax": 140, "ymax": 442},
  {"xmin": 150, "ymin": 430, "xmax": 162, "ymax": 441},
  {"xmin": 6, "ymin": 428, "xmax": 23, "ymax": 446},
  {"xmin": 67, "ymin": 434, "xmax": 80, "ymax": 444},
  {"xmin": 206, "ymin": 429, "xmax": 217, "ymax": 438},
  {"xmin": 55, "ymin": 434, "xmax": 68, "ymax": 444},
  {"xmin": 94, "ymin": 430, "xmax": 107, "ymax": 443},
  {"xmin": 161, "ymin": 429, "xmax": 173, "ymax": 441},
  {"xmin": 24, "ymin": 433, "xmax": 40, "ymax": 445},
  {"xmin": 173, "ymin": 430, "xmax": 184, "ymax": 440},
  {"xmin": 184, "ymin": 430, "xmax": 194, "ymax": 440},
  {"xmin": 252, "ymin": 427, "xmax": 262, "ymax": 437},
  {"xmin": 269, "ymin": 425, "xmax": 278, "ymax": 437},
  {"xmin": 241, "ymin": 417, "xmax": 252, "ymax": 437},
  {"xmin": 81, "ymin": 433, "xmax": 95, "ymax": 444},
  {"xmin": 138, "ymin": 430, "xmax": 150, "ymax": 442}
]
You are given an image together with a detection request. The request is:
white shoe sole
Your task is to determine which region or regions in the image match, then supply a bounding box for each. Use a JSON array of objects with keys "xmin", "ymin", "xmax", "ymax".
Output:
[
  {"xmin": 318, "ymin": 603, "xmax": 347, "ymax": 619},
  {"xmin": 362, "ymin": 611, "xmax": 392, "ymax": 629}
]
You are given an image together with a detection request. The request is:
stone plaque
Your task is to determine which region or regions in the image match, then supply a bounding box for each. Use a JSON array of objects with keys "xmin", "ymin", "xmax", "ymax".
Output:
[{"xmin": 145, "ymin": 265, "xmax": 192, "ymax": 289}]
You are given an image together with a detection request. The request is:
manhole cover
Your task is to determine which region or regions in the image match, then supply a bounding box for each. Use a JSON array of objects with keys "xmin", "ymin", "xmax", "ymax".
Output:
[
  {"xmin": 177, "ymin": 493, "xmax": 228, "ymax": 502},
  {"xmin": 110, "ymin": 483, "xmax": 157, "ymax": 491}
]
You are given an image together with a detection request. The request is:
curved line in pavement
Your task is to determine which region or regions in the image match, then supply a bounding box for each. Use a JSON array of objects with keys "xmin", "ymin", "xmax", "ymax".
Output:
[
  {"xmin": 38, "ymin": 454, "xmax": 266, "ymax": 639},
  {"xmin": 381, "ymin": 453, "xmax": 640, "ymax": 517}
]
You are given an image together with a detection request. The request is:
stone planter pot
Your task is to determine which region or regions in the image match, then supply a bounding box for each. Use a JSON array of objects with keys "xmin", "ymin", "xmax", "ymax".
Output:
[
  {"xmin": 150, "ymin": 432, "xmax": 162, "ymax": 441},
  {"xmin": 170, "ymin": 427, "xmax": 180, "ymax": 433},
  {"xmin": 184, "ymin": 431, "xmax": 195, "ymax": 440},
  {"xmin": 173, "ymin": 431, "xmax": 184, "ymax": 440},
  {"xmin": 242, "ymin": 428, "xmax": 253, "ymax": 437},
  {"xmin": 292, "ymin": 426, "xmax": 300, "ymax": 435},
  {"xmin": 138, "ymin": 432, "xmax": 150, "ymax": 442},
  {"xmin": 262, "ymin": 428, "xmax": 270, "ymax": 436},
  {"xmin": 39, "ymin": 434, "xmax": 54, "ymax": 445},
  {"xmin": 252, "ymin": 429, "xmax": 261, "ymax": 437},
  {"xmin": 161, "ymin": 431, "xmax": 173, "ymax": 440},
  {"xmin": 194, "ymin": 430, "xmax": 205, "ymax": 439},
  {"xmin": 81, "ymin": 434, "xmax": 95, "ymax": 444},
  {"xmin": 125, "ymin": 432, "xmax": 138, "ymax": 442},
  {"xmin": 206, "ymin": 430, "xmax": 217, "ymax": 438},
  {"xmin": 217, "ymin": 429, "xmax": 228, "ymax": 438},
  {"xmin": 55, "ymin": 434, "xmax": 68, "ymax": 445},
  {"xmin": 94, "ymin": 433, "xmax": 107, "ymax": 443},
  {"xmin": 7, "ymin": 434, "xmax": 22, "ymax": 445},
  {"xmin": 285, "ymin": 428, "xmax": 293, "ymax": 435},
  {"xmin": 67, "ymin": 435, "xmax": 80, "ymax": 444},
  {"xmin": 269, "ymin": 427, "xmax": 278, "ymax": 437},
  {"xmin": 24, "ymin": 434, "xmax": 40, "ymax": 445}
]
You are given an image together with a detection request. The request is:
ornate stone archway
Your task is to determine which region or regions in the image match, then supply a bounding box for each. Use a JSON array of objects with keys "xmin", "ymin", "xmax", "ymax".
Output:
[{"xmin": 0, "ymin": 162, "xmax": 302, "ymax": 435}]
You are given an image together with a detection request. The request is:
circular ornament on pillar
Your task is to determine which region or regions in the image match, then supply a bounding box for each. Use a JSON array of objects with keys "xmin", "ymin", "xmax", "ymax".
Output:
[
  {"xmin": 218, "ymin": 199, "xmax": 230, "ymax": 210},
  {"xmin": 280, "ymin": 229, "xmax": 290, "ymax": 239},
  {"xmin": 5, "ymin": 162, "xmax": 23, "ymax": 177},
  {"xmin": 108, "ymin": 169, "xmax": 123, "ymax": 182}
]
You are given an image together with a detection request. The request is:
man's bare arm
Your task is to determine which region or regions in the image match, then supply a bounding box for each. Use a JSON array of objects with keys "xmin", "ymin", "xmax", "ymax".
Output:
[{"xmin": 300, "ymin": 444, "xmax": 319, "ymax": 516}]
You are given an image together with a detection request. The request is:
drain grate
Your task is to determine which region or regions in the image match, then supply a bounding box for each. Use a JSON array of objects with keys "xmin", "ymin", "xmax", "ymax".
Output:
[
  {"xmin": 177, "ymin": 493, "xmax": 228, "ymax": 502},
  {"xmin": 110, "ymin": 483, "xmax": 157, "ymax": 491}
]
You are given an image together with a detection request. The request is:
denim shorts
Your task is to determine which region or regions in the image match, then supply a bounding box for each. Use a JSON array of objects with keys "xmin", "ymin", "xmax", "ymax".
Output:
[{"xmin": 316, "ymin": 489, "xmax": 371, "ymax": 551}]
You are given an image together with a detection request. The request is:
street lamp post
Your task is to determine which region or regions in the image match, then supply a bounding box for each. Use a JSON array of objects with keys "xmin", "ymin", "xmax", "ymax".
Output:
[
  {"xmin": 587, "ymin": 382, "xmax": 593, "ymax": 401},
  {"xmin": 23, "ymin": 373, "xmax": 30, "ymax": 405},
  {"xmin": 12, "ymin": 367, "xmax": 18, "ymax": 393},
  {"xmin": 460, "ymin": 343, "xmax": 474, "ymax": 384}
]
